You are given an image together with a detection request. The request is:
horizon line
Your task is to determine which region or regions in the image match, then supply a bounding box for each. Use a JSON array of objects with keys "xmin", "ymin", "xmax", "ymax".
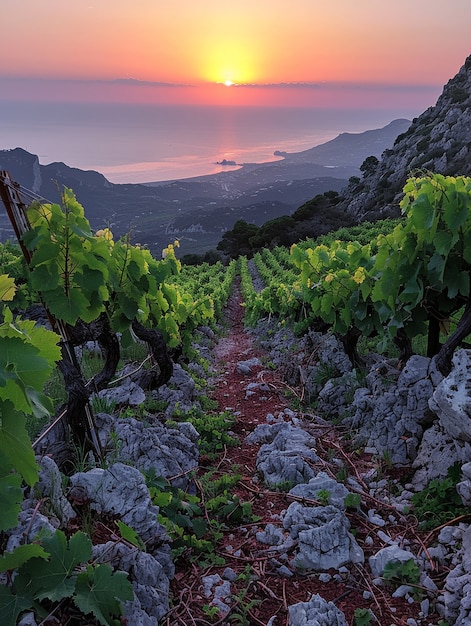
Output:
[{"xmin": 0, "ymin": 75, "xmax": 442, "ymax": 91}]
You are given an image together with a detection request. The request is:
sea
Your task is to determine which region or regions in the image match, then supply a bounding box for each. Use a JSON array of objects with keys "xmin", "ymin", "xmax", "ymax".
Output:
[{"xmin": 0, "ymin": 100, "xmax": 424, "ymax": 184}]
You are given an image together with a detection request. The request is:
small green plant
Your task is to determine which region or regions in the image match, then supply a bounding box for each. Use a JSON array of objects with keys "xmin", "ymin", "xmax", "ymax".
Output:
[
  {"xmin": 145, "ymin": 467, "xmax": 257, "ymax": 564},
  {"xmin": 199, "ymin": 395, "xmax": 219, "ymax": 411},
  {"xmin": 0, "ymin": 530, "xmax": 133, "ymax": 625},
  {"xmin": 230, "ymin": 569, "xmax": 261, "ymax": 626},
  {"xmin": 354, "ymin": 607, "xmax": 374, "ymax": 626},
  {"xmin": 202, "ymin": 603, "xmax": 220, "ymax": 621},
  {"xmin": 92, "ymin": 394, "xmax": 117, "ymax": 415},
  {"xmin": 335, "ymin": 467, "xmax": 349, "ymax": 483},
  {"xmin": 170, "ymin": 408, "xmax": 239, "ymax": 457},
  {"xmin": 411, "ymin": 463, "xmax": 467, "ymax": 530},
  {"xmin": 344, "ymin": 493, "xmax": 362, "ymax": 509},
  {"xmin": 316, "ymin": 489, "xmax": 331, "ymax": 506},
  {"xmin": 383, "ymin": 559, "xmax": 422, "ymax": 599},
  {"xmin": 313, "ymin": 362, "xmax": 339, "ymax": 386},
  {"xmin": 268, "ymin": 480, "xmax": 295, "ymax": 492}
]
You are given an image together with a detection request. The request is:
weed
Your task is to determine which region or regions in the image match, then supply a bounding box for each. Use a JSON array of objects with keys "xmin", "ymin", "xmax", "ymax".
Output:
[
  {"xmin": 230, "ymin": 570, "xmax": 261, "ymax": 625},
  {"xmin": 383, "ymin": 559, "xmax": 422, "ymax": 599},
  {"xmin": 144, "ymin": 467, "xmax": 257, "ymax": 564},
  {"xmin": 344, "ymin": 493, "xmax": 362, "ymax": 509},
  {"xmin": 316, "ymin": 488, "xmax": 331, "ymax": 506},
  {"xmin": 313, "ymin": 362, "xmax": 339, "ymax": 386},
  {"xmin": 411, "ymin": 463, "xmax": 467, "ymax": 530},
  {"xmin": 354, "ymin": 608, "xmax": 374, "ymax": 626},
  {"xmin": 202, "ymin": 604, "xmax": 220, "ymax": 621},
  {"xmin": 335, "ymin": 467, "xmax": 349, "ymax": 483},
  {"xmin": 269, "ymin": 480, "xmax": 295, "ymax": 492},
  {"xmin": 104, "ymin": 430, "xmax": 123, "ymax": 466},
  {"xmin": 199, "ymin": 395, "xmax": 219, "ymax": 411},
  {"xmin": 91, "ymin": 394, "xmax": 116, "ymax": 415},
  {"xmin": 170, "ymin": 408, "xmax": 239, "ymax": 458}
]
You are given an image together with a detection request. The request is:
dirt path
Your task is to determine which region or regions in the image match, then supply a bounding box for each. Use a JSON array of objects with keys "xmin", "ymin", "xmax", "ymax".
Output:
[{"xmin": 165, "ymin": 284, "xmax": 439, "ymax": 626}]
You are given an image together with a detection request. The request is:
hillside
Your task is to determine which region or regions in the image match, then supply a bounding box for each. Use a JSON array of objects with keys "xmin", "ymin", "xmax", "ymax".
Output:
[
  {"xmin": 0, "ymin": 119, "xmax": 409, "ymax": 256},
  {"xmin": 340, "ymin": 55, "xmax": 471, "ymax": 221}
]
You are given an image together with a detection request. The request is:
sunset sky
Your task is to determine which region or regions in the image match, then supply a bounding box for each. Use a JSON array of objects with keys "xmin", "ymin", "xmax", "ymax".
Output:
[{"xmin": 1, "ymin": 0, "xmax": 470, "ymax": 108}]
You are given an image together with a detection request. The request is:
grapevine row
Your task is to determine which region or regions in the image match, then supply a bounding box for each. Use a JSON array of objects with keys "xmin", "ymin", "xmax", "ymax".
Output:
[{"xmin": 242, "ymin": 174, "xmax": 471, "ymax": 373}]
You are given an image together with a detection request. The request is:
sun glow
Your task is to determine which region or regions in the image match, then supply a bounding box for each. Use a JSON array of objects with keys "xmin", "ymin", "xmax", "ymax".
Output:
[{"xmin": 224, "ymin": 80, "xmax": 234, "ymax": 87}]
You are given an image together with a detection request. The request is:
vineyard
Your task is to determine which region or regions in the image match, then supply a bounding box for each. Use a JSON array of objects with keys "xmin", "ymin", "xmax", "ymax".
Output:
[{"xmin": 1, "ymin": 171, "xmax": 471, "ymax": 624}]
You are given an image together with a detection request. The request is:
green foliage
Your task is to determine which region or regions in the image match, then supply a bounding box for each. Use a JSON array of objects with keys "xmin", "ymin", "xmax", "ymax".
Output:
[
  {"xmin": 0, "ymin": 530, "xmax": 133, "ymax": 626},
  {"xmin": 146, "ymin": 467, "xmax": 257, "ymax": 565},
  {"xmin": 172, "ymin": 408, "xmax": 239, "ymax": 457},
  {"xmin": 217, "ymin": 219, "xmax": 259, "ymax": 259},
  {"xmin": 10, "ymin": 190, "xmax": 217, "ymax": 352},
  {"xmin": 382, "ymin": 559, "xmax": 422, "ymax": 599},
  {"xmin": 114, "ymin": 520, "xmax": 146, "ymax": 552},
  {"xmin": 238, "ymin": 174, "xmax": 471, "ymax": 366},
  {"xmin": 411, "ymin": 463, "xmax": 466, "ymax": 529},
  {"xmin": 344, "ymin": 493, "xmax": 362, "ymax": 509},
  {"xmin": 0, "ymin": 301, "xmax": 61, "ymax": 532},
  {"xmin": 360, "ymin": 155, "xmax": 379, "ymax": 176},
  {"xmin": 74, "ymin": 564, "xmax": 133, "ymax": 625},
  {"xmin": 354, "ymin": 608, "xmax": 374, "ymax": 626},
  {"xmin": 316, "ymin": 489, "xmax": 331, "ymax": 506},
  {"xmin": 92, "ymin": 394, "xmax": 117, "ymax": 415},
  {"xmin": 287, "ymin": 173, "xmax": 471, "ymax": 360}
]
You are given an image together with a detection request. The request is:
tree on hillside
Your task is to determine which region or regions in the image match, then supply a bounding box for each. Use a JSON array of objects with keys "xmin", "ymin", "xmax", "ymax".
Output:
[
  {"xmin": 360, "ymin": 155, "xmax": 379, "ymax": 177},
  {"xmin": 217, "ymin": 219, "xmax": 259, "ymax": 258},
  {"xmin": 249, "ymin": 216, "xmax": 296, "ymax": 249}
]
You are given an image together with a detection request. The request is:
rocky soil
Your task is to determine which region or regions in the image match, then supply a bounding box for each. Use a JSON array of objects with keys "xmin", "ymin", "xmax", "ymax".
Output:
[
  {"xmin": 163, "ymin": 287, "xmax": 450, "ymax": 626},
  {"xmin": 9, "ymin": 283, "xmax": 471, "ymax": 626}
]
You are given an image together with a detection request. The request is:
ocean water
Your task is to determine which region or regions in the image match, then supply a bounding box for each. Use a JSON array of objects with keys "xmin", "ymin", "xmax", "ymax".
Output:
[{"xmin": 0, "ymin": 101, "xmax": 419, "ymax": 184}]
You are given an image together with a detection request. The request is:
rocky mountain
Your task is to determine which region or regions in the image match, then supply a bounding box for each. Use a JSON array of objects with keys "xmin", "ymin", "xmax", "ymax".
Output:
[
  {"xmin": 341, "ymin": 55, "xmax": 471, "ymax": 221},
  {"xmin": 0, "ymin": 119, "xmax": 410, "ymax": 256}
]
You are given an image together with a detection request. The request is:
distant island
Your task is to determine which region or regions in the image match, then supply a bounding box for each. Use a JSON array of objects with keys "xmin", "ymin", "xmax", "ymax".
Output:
[{"xmin": 216, "ymin": 159, "xmax": 237, "ymax": 166}]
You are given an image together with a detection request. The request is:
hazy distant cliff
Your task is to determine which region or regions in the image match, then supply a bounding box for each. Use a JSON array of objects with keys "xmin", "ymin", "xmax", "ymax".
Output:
[
  {"xmin": 0, "ymin": 120, "xmax": 409, "ymax": 255},
  {"xmin": 341, "ymin": 55, "xmax": 471, "ymax": 221}
]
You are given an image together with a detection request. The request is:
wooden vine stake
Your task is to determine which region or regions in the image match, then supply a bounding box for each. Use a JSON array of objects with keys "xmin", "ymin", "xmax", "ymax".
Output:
[{"xmin": 0, "ymin": 170, "xmax": 103, "ymax": 461}]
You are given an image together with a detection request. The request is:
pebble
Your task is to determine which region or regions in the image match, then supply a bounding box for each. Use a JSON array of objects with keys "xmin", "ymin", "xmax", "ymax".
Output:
[
  {"xmin": 276, "ymin": 565, "xmax": 293, "ymax": 578},
  {"xmin": 368, "ymin": 509, "xmax": 386, "ymax": 526},
  {"xmin": 377, "ymin": 530, "xmax": 394, "ymax": 544},
  {"xmin": 318, "ymin": 573, "xmax": 331, "ymax": 583},
  {"xmin": 222, "ymin": 567, "xmax": 237, "ymax": 582}
]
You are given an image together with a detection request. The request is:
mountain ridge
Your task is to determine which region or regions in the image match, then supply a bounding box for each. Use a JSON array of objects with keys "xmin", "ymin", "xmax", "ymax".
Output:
[
  {"xmin": 0, "ymin": 119, "xmax": 411, "ymax": 255},
  {"xmin": 340, "ymin": 55, "xmax": 471, "ymax": 221}
]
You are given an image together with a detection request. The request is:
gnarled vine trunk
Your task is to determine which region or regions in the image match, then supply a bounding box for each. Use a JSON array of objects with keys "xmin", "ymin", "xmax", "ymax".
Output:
[
  {"xmin": 435, "ymin": 298, "xmax": 471, "ymax": 376},
  {"xmin": 131, "ymin": 320, "xmax": 173, "ymax": 389}
]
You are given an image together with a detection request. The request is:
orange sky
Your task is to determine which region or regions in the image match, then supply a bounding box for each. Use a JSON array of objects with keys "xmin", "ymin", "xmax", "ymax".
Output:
[{"xmin": 1, "ymin": 0, "xmax": 470, "ymax": 107}]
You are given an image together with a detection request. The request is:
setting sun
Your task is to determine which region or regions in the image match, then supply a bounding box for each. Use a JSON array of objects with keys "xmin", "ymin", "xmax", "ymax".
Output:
[{"xmin": 224, "ymin": 80, "xmax": 234, "ymax": 87}]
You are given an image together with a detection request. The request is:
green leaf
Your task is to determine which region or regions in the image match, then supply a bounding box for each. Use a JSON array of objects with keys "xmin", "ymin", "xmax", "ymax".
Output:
[
  {"xmin": 0, "ymin": 473, "xmax": 23, "ymax": 531},
  {"xmin": 25, "ymin": 387, "xmax": 55, "ymax": 419},
  {"xmin": 15, "ymin": 530, "xmax": 92, "ymax": 602},
  {"xmin": 0, "ymin": 274, "xmax": 16, "ymax": 301},
  {"xmin": 0, "ymin": 584, "xmax": 33, "ymax": 626},
  {"xmin": 0, "ymin": 544, "xmax": 49, "ymax": 573},
  {"xmin": 445, "ymin": 267, "xmax": 470, "ymax": 299},
  {"xmin": 115, "ymin": 520, "xmax": 146, "ymax": 552},
  {"xmin": 29, "ymin": 262, "xmax": 60, "ymax": 292},
  {"xmin": 410, "ymin": 193, "xmax": 436, "ymax": 230},
  {"xmin": 0, "ymin": 335, "xmax": 52, "ymax": 389},
  {"xmin": 433, "ymin": 230, "xmax": 458, "ymax": 257},
  {"xmin": 74, "ymin": 564, "xmax": 133, "ymax": 626},
  {"xmin": 427, "ymin": 252, "xmax": 445, "ymax": 287},
  {"xmin": 0, "ymin": 401, "xmax": 38, "ymax": 486},
  {"xmin": 44, "ymin": 288, "xmax": 91, "ymax": 325},
  {"xmin": 443, "ymin": 190, "xmax": 470, "ymax": 231}
]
